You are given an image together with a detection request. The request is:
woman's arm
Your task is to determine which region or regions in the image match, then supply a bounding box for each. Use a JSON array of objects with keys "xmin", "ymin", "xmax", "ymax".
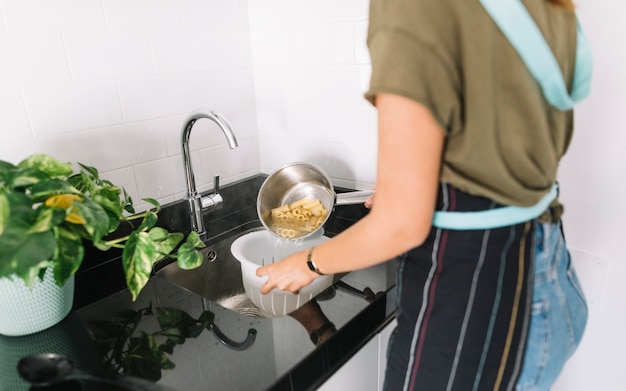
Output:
[{"xmin": 256, "ymin": 93, "xmax": 445, "ymax": 294}]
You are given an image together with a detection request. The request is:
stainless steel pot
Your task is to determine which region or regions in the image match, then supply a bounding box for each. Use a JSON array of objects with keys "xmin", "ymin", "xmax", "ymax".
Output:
[{"xmin": 257, "ymin": 162, "xmax": 374, "ymax": 239}]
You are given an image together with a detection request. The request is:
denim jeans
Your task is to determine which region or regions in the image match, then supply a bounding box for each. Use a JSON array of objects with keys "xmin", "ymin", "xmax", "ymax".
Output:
[{"xmin": 515, "ymin": 221, "xmax": 588, "ymax": 391}]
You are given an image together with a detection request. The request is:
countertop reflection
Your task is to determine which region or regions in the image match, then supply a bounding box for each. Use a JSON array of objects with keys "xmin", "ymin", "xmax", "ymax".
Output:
[
  {"xmin": 1, "ymin": 265, "xmax": 394, "ymax": 391},
  {"xmin": 1, "ymin": 263, "xmax": 395, "ymax": 391},
  {"xmin": 0, "ymin": 175, "xmax": 397, "ymax": 391}
]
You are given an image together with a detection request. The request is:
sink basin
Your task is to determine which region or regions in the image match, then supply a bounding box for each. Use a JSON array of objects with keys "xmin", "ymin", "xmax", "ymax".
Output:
[
  {"xmin": 154, "ymin": 220, "xmax": 339, "ymax": 318},
  {"xmin": 154, "ymin": 222, "xmax": 265, "ymax": 317}
]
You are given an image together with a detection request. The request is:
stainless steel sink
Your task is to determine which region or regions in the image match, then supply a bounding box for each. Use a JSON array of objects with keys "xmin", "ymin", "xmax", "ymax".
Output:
[
  {"xmin": 154, "ymin": 221, "xmax": 265, "ymax": 317},
  {"xmin": 154, "ymin": 220, "xmax": 355, "ymax": 318}
]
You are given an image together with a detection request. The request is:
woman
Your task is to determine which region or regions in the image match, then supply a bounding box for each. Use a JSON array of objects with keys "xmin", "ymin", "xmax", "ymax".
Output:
[{"xmin": 257, "ymin": 0, "xmax": 589, "ymax": 389}]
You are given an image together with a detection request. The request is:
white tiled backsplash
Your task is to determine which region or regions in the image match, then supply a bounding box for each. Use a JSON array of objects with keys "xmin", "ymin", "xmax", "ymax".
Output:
[
  {"xmin": 2, "ymin": 1, "xmax": 625, "ymax": 390},
  {"xmin": 0, "ymin": 0, "xmax": 377, "ymax": 212}
]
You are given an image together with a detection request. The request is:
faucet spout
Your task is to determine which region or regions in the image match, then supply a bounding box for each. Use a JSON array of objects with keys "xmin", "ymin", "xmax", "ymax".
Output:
[{"xmin": 181, "ymin": 109, "xmax": 239, "ymax": 238}]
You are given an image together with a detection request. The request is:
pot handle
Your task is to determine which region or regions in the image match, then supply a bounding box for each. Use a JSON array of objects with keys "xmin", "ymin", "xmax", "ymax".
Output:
[{"xmin": 335, "ymin": 190, "xmax": 375, "ymax": 206}]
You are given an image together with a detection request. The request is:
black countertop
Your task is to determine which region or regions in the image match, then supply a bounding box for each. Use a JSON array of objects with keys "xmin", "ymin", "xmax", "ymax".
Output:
[{"xmin": 0, "ymin": 175, "xmax": 397, "ymax": 391}]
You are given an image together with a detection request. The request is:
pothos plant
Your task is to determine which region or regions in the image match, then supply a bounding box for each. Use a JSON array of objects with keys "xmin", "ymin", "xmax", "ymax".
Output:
[
  {"xmin": 0, "ymin": 153, "xmax": 205, "ymax": 300},
  {"xmin": 87, "ymin": 305, "xmax": 218, "ymax": 381}
]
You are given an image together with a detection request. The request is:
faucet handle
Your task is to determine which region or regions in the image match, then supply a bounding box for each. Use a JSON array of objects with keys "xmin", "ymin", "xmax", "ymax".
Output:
[
  {"xmin": 200, "ymin": 174, "xmax": 224, "ymax": 210},
  {"xmin": 213, "ymin": 174, "xmax": 220, "ymax": 195}
]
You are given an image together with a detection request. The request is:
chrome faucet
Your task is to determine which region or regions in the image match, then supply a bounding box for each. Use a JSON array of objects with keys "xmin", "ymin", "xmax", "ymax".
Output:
[{"xmin": 181, "ymin": 109, "xmax": 238, "ymax": 238}]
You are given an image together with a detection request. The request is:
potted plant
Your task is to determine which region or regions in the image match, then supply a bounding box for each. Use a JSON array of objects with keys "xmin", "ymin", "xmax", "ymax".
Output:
[{"xmin": 0, "ymin": 153, "xmax": 205, "ymax": 336}]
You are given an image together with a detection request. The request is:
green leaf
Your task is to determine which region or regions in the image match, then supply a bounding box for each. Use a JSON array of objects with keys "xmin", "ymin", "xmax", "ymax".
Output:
[
  {"xmin": 7, "ymin": 167, "xmax": 49, "ymax": 189},
  {"xmin": 129, "ymin": 332, "xmax": 175, "ymax": 375},
  {"xmin": 158, "ymin": 327, "xmax": 186, "ymax": 344},
  {"xmin": 188, "ymin": 324, "xmax": 206, "ymax": 339},
  {"xmin": 156, "ymin": 308, "xmax": 193, "ymax": 328},
  {"xmin": 0, "ymin": 193, "xmax": 55, "ymax": 285},
  {"xmin": 29, "ymin": 178, "xmax": 80, "ymax": 202},
  {"xmin": 17, "ymin": 154, "xmax": 73, "ymax": 177},
  {"xmin": 142, "ymin": 198, "xmax": 160, "ymax": 212},
  {"xmin": 110, "ymin": 309, "xmax": 142, "ymax": 325},
  {"xmin": 155, "ymin": 307, "xmax": 200, "ymax": 342},
  {"xmin": 123, "ymin": 189, "xmax": 135, "ymax": 214},
  {"xmin": 0, "ymin": 194, "xmax": 8, "ymax": 236},
  {"xmin": 1, "ymin": 192, "xmax": 35, "ymax": 228},
  {"xmin": 136, "ymin": 210, "xmax": 158, "ymax": 233},
  {"xmin": 168, "ymin": 231, "xmax": 205, "ymax": 270},
  {"xmin": 77, "ymin": 162, "xmax": 99, "ymax": 179},
  {"xmin": 67, "ymin": 172, "xmax": 90, "ymax": 193},
  {"xmin": 0, "ymin": 228, "xmax": 55, "ymax": 285},
  {"xmin": 88, "ymin": 318, "xmax": 129, "ymax": 341},
  {"xmin": 88, "ymin": 308, "xmax": 143, "ymax": 369},
  {"xmin": 71, "ymin": 197, "xmax": 111, "ymax": 239},
  {"xmin": 0, "ymin": 159, "xmax": 16, "ymax": 176},
  {"xmin": 122, "ymin": 231, "xmax": 157, "ymax": 301},
  {"xmin": 148, "ymin": 227, "xmax": 169, "ymax": 242},
  {"xmin": 151, "ymin": 230, "xmax": 183, "ymax": 257},
  {"xmin": 176, "ymin": 243, "xmax": 204, "ymax": 270},
  {"xmin": 160, "ymin": 340, "xmax": 176, "ymax": 355},
  {"xmin": 52, "ymin": 226, "xmax": 84, "ymax": 285},
  {"xmin": 125, "ymin": 335, "xmax": 168, "ymax": 380},
  {"xmin": 28, "ymin": 205, "xmax": 66, "ymax": 234},
  {"xmin": 185, "ymin": 231, "xmax": 205, "ymax": 249},
  {"xmin": 198, "ymin": 310, "xmax": 215, "ymax": 325},
  {"xmin": 92, "ymin": 187, "xmax": 124, "ymax": 216}
]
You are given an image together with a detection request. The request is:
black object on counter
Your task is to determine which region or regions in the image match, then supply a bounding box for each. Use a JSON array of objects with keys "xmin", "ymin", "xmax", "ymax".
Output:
[{"xmin": 18, "ymin": 353, "xmax": 177, "ymax": 391}]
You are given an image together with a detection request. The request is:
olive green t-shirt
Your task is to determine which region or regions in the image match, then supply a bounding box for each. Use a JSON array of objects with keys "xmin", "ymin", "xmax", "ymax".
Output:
[{"xmin": 365, "ymin": 0, "xmax": 579, "ymax": 209}]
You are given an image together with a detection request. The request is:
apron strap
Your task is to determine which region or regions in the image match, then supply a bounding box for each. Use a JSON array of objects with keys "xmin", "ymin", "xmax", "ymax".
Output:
[
  {"xmin": 479, "ymin": 0, "xmax": 592, "ymax": 111},
  {"xmin": 432, "ymin": 184, "xmax": 558, "ymax": 230}
]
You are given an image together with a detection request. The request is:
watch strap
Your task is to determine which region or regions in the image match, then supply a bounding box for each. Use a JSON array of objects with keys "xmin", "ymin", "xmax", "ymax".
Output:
[
  {"xmin": 310, "ymin": 321, "xmax": 335, "ymax": 344},
  {"xmin": 306, "ymin": 247, "xmax": 324, "ymax": 275}
]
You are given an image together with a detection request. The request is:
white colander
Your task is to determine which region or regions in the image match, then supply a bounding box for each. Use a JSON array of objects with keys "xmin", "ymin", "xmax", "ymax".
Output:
[{"xmin": 230, "ymin": 229, "xmax": 332, "ymax": 317}]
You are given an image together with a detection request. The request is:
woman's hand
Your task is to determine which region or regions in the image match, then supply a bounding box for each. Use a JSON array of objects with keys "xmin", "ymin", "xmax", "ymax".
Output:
[
  {"xmin": 364, "ymin": 192, "xmax": 375, "ymax": 209},
  {"xmin": 256, "ymin": 251, "xmax": 319, "ymax": 294}
]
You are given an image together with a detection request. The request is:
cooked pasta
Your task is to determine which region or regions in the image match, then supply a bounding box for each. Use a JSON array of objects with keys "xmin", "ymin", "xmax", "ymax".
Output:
[{"xmin": 270, "ymin": 197, "xmax": 329, "ymax": 238}]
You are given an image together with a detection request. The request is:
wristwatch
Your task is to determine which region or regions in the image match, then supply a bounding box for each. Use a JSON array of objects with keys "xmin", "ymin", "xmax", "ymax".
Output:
[
  {"xmin": 306, "ymin": 247, "xmax": 324, "ymax": 275},
  {"xmin": 310, "ymin": 321, "xmax": 335, "ymax": 344}
]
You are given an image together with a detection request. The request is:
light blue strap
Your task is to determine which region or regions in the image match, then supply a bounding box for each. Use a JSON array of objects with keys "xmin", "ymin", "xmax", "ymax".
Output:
[
  {"xmin": 480, "ymin": 0, "xmax": 592, "ymax": 111},
  {"xmin": 570, "ymin": 23, "xmax": 593, "ymax": 102},
  {"xmin": 432, "ymin": 184, "xmax": 558, "ymax": 230}
]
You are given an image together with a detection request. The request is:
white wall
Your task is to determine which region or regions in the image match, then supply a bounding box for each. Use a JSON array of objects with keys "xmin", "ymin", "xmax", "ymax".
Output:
[
  {"xmin": 0, "ymin": 1, "xmax": 623, "ymax": 389},
  {"xmin": 248, "ymin": 2, "xmax": 626, "ymax": 390},
  {"xmin": 248, "ymin": 0, "xmax": 377, "ymax": 190},
  {"xmin": 0, "ymin": 0, "xmax": 260, "ymax": 212},
  {"xmin": 552, "ymin": 1, "xmax": 626, "ymax": 390}
]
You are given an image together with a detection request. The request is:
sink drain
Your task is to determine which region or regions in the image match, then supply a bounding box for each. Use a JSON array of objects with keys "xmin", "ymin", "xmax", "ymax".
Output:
[{"xmin": 205, "ymin": 249, "xmax": 217, "ymax": 262}]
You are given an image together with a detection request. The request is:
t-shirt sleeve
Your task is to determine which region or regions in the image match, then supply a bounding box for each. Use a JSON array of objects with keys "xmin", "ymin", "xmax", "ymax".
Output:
[{"xmin": 364, "ymin": 11, "xmax": 461, "ymax": 136}]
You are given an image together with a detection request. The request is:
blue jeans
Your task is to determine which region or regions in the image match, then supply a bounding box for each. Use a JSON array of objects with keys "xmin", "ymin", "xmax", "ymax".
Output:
[{"xmin": 516, "ymin": 221, "xmax": 588, "ymax": 391}]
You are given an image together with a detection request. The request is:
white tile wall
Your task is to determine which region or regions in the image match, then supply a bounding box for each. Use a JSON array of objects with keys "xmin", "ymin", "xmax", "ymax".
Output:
[
  {"xmin": 551, "ymin": 0, "xmax": 626, "ymax": 390},
  {"xmin": 180, "ymin": 0, "xmax": 246, "ymax": 30},
  {"xmin": 25, "ymin": 81, "xmax": 124, "ymax": 136},
  {"xmin": 119, "ymin": 75, "xmax": 193, "ymax": 122},
  {"xmin": 64, "ymin": 31, "xmax": 154, "ymax": 80},
  {"xmin": 1, "ymin": 1, "xmax": 623, "ymax": 389},
  {"xmin": 0, "ymin": 0, "xmax": 259, "ymax": 214},
  {"xmin": 104, "ymin": 0, "xmax": 182, "ymax": 30},
  {"xmin": 190, "ymin": 69, "xmax": 255, "ymax": 108},
  {"xmin": 151, "ymin": 31, "xmax": 219, "ymax": 74},
  {"xmin": 0, "ymin": 88, "xmax": 30, "ymax": 141},
  {"xmin": 249, "ymin": 0, "xmax": 377, "ymax": 187},
  {"xmin": 1, "ymin": 0, "xmax": 106, "ymax": 31},
  {"xmin": 289, "ymin": 23, "xmax": 355, "ymax": 65},
  {"xmin": 0, "ymin": 32, "xmax": 71, "ymax": 86}
]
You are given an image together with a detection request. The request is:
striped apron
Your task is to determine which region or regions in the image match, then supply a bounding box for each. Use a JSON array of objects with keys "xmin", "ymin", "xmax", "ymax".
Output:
[{"xmin": 383, "ymin": 1, "xmax": 592, "ymax": 389}]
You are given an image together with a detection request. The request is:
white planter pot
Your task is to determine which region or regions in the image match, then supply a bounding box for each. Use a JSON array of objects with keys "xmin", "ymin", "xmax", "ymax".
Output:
[{"xmin": 0, "ymin": 267, "xmax": 74, "ymax": 336}]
